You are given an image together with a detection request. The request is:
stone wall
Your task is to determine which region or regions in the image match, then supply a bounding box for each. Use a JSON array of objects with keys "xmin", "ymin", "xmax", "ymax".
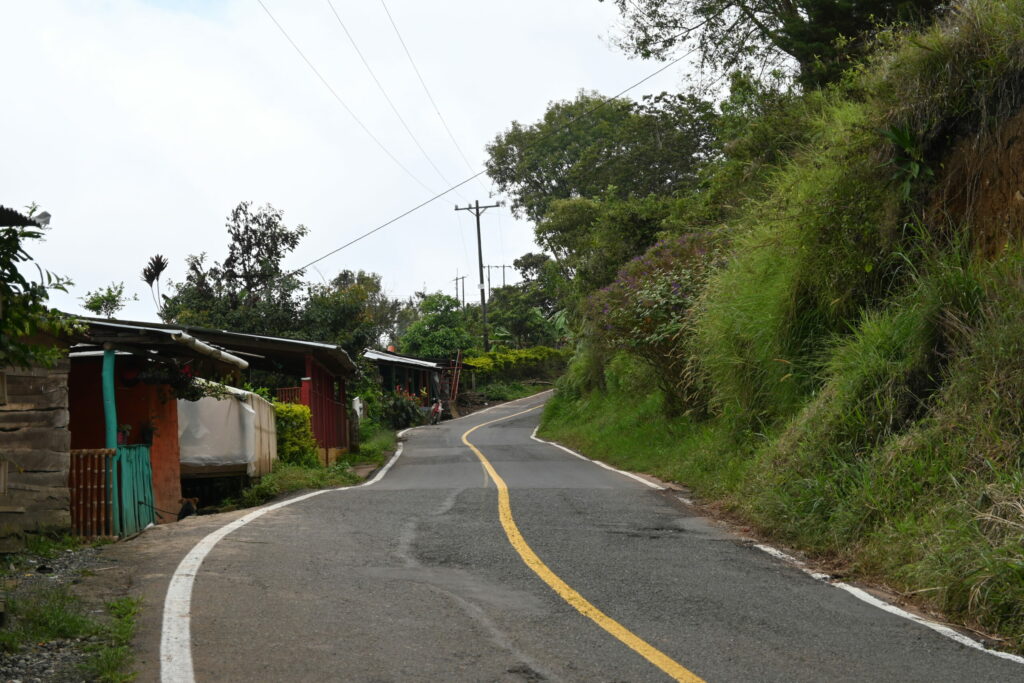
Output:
[{"xmin": 0, "ymin": 359, "xmax": 71, "ymax": 552}]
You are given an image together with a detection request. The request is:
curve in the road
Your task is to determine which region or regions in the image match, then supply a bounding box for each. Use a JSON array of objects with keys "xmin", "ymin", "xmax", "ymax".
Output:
[{"xmin": 461, "ymin": 405, "xmax": 705, "ymax": 683}]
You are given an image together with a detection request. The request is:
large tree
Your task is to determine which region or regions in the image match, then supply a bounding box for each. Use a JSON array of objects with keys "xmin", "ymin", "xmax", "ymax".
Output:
[
  {"xmin": 487, "ymin": 284, "xmax": 557, "ymax": 349},
  {"xmin": 486, "ymin": 91, "xmax": 717, "ymax": 223},
  {"xmin": 397, "ymin": 294, "xmax": 474, "ymax": 359},
  {"xmin": 603, "ymin": 0, "xmax": 941, "ymax": 88},
  {"xmin": 160, "ymin": 202, "xmax": 307, "ymax": 336},
  {"xmin": 300, "ymin": 270, "xmax": 400, "ymax": 357}
]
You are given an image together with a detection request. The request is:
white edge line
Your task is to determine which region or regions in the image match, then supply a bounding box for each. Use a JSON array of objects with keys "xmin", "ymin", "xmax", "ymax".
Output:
[
  {"xmin": 751, "ymin": 543, "xmax": 1024, "ymax": 665},
  {"xmin": 529, "ymin": 425, "xmax": 664, "ymax": 491},
  {"xmin": 527, "ymin": 407, "xmax": 1023, "ymax": 666},
  {"xmin": 160, "ymin": 436, "xmax": 409, "ymax": 683}
]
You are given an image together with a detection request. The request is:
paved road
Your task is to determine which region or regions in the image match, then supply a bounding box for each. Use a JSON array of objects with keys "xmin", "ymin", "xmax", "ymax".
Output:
[{"xmin": 139, "ymin": 392, "xmax": 1023, "ymax": 681}]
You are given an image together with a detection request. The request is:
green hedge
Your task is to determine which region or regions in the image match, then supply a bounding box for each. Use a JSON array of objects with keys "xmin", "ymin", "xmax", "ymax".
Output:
[
  {"xmin": 273, "ymin": 403, "xmax": 320, "ymax": 468},
  {"xmin": 466, "ymin": 346, "xmax": 570, "ymax": 383}
]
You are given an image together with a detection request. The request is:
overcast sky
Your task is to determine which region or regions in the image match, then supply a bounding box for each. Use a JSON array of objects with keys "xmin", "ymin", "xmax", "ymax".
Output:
[{"xmin": 2, "ymin": 0, "xmax": 693, "ymax": 322}]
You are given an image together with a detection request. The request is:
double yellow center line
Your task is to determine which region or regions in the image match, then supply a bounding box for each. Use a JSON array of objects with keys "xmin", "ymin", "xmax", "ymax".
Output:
[{"xmin": 461, "ymin": 406, "xmax": 704, "ymax": 683}]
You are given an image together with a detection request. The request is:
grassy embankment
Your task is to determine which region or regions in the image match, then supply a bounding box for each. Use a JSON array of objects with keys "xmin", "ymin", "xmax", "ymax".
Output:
[{"xmin": 543, "ymin": 2, "xmax": 1024, "ymax": 650}]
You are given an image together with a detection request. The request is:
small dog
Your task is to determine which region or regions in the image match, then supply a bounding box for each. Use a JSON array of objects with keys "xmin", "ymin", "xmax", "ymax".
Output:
[{"xmin": 177, "ymin": 497, "xmax": 199, "ymax": 521}]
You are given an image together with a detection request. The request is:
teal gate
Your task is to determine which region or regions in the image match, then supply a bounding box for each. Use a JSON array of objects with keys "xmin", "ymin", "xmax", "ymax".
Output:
[{"xmin": 107, "ymin": 445, "xmax": 156, "ymax": 537}]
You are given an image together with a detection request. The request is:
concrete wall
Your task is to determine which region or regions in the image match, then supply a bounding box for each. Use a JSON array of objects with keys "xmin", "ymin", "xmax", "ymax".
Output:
[{"xmin": 0, "ymin": 360, "xmax": 71, "ymax": 551}]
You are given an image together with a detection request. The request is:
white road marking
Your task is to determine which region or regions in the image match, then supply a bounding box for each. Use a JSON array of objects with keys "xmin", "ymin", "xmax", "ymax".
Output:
[
  {"xmin": 529, "ymin": 426, "xmax": 664, "ymax": 490},
  {"xmin": 749, "ymin": 543, "xmax": 1024, "ymax": 664},
  {"xmin": 526, "ymin": 410, "xmax": 1024, "ymax": 667},
  {"xmin": 160, "ymin": 436, "xmax": 408, "ymax": 683}
]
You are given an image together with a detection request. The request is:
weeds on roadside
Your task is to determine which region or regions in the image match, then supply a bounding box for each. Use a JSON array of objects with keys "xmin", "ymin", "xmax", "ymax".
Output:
[{"xmin": 80, "ymin": 596, "xmax": 141, "ymax": 683}]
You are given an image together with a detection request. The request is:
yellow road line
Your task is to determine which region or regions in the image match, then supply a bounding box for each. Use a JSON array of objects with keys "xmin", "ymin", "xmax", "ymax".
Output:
[{"xmin": 462, "ymin": 407, "xmax": 705, "ymax": 683}]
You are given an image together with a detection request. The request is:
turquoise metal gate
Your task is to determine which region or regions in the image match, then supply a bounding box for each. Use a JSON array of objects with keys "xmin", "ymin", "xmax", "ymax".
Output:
[{"xmin": 108, "ymin": 445, "xmax": 156, "ymax": 537}]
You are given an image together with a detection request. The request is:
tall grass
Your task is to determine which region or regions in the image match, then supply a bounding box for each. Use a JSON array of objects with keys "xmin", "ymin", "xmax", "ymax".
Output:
[{"xmin": 546, "ymin": 1, "xmax": 1024, "ymax": 650}]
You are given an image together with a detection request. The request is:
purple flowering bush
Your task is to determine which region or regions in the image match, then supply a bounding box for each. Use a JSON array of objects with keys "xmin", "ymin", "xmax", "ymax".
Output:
[{"xmin": 583, "ymin": 234, "xmax": 716, "ymax": 415}]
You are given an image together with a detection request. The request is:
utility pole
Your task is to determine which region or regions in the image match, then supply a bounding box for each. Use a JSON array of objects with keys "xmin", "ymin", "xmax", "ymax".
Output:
[
  {"xmin": 453, "ymin": 275, "xmax": 466, "ymax": 307},
  {"xmin": 454, "ymin": 199, "xmax": 502, "ymax": 351},
  {"xmin": 486, "ymin": 264, "xmax": 515, "ymax": 291}
]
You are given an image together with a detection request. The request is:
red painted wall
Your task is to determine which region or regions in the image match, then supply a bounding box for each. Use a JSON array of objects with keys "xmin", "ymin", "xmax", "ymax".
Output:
[{"xmin": 68, "ymin": 357, "xmax": 182, "ymax": 524}]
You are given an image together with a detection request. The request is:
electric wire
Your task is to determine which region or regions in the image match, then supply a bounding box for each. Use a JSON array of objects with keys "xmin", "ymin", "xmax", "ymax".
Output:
[
  {"xmin": 326, "ymin": 0, "xmax": 457, "ymax": 191},
  {"xmin": 257, "ymin": 0, "xmax": 435, "ymax": 195},
  {"xmin": 283, "ymin": 48, "xmax": 692, "ymax": 279},
  {"xmin": 379, "ymin": 0, "xmax": 483, "ymax": 183}
]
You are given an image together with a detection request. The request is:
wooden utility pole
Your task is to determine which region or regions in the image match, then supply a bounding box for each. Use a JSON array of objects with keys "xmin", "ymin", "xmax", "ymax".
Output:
[
  {"xmin": 454, "ymin": 200, "xmax": 502, "ymax": 351},
  {"xmin": 486, "ymin": 264, "xmax": 515, "ymax": 293},
  {"xmin": 452, "ymin": 275, "xmax": 467, "ymax": 307}
]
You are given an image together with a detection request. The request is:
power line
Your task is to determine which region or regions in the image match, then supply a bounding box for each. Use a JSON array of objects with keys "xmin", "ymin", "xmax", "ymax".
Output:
[
  {"xmin": 379, "ymin": 0, "xmax": 481, "ymax": 181},
  {"xmin": 257, "ymin": 0, "xmax": 434, "ymax": 194},
  {"xmin": 326, "ymin": 0, "xmax": 455, "ymax": 190},
  {"xmin": 285, "ymin": 44, "xmax": 693, "ymax": 279},
  {"xmin": 288, "ymin": 171, "xmax": 486, "ymax": 276}
]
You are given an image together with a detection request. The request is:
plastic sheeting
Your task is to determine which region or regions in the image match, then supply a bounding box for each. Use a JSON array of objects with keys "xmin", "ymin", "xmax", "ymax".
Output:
[{"xmin": 177, "ymin": 387, "xmax": 277, "ymax": 477}]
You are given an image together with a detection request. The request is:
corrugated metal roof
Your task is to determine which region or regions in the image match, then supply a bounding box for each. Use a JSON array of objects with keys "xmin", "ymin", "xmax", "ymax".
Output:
[
  {"xmin": 364, "ymin": 349, "xmax": 443, "ymax": 369},
  {"xmin": 73, "ymin": 316, "xmax": 357, "ymax": 376}
]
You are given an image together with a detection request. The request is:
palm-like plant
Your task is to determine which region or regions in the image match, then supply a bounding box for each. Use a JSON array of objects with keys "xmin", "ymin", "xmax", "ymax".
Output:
[{"xmin": 141, "ymin": 254, "xmax": 168, "ymax": 312}]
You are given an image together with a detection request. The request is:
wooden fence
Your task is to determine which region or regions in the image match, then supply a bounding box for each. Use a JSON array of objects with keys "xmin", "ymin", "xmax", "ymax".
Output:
[
  {"xmin": 276, "ymin": 386, "xmax": 301, "ymax": 404},
  {"xmin": 69, "ymin": 445, "xmax": 156, "ymax": 538},
  {"xmin": 69, "ymin": 449, "xmax": 114, "ymax": 538}
]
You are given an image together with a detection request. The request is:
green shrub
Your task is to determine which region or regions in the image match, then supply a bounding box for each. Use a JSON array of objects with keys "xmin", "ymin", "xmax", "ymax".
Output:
[
  {"xmin": 273, "ymin": 403, "xmax": 320, "ymax": 468},
  {"xmin": 382, "ymin": 392, "xmax": 423, "ymax": 430},
  {"xmin": 583, "ymin": 234, "xmax": 716, "ymax": 415},
  {"xmin": 481, "ymin": 382, "xmax": 514, "ymax": 401}
]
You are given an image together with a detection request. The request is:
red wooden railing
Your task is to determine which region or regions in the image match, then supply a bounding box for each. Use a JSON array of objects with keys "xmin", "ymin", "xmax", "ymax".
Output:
[
  {"xmin": 276, "ymin": 386, "xmax": 301, "ymax": 404},
  {"xmin": 275, "ymin": 357, "xmax": 347, "ymax": 450},
  {"xmin": 69, "ymin": 449, "xmax": 114, "ymax": 538}
]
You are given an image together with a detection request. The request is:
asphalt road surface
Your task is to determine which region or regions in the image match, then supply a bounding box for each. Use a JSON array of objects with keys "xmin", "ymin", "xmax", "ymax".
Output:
[{"xmin": 143, "ymin": 392, "xmax": 1024, "ymax": 682}]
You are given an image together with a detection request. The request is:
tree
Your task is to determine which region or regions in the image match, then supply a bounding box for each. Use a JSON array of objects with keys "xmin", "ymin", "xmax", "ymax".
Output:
[
  {"xmin": 537, "ymin": 193, "xmax": 674, "ymax": 302},
  {"xmin": 300, "ymin": 270, "xmax": 401, "ymax": 357},
  {"xmin": 0, "ymin": 204, "xmax": 74, "ymax": 369},
  {"xmin": 487, "ymin": 285, "xmax": 557, "ymax": 349},
  {"xmin": 603, "ymin": 0, "xmax": 941, "ymax": 88},
  {"xmin": 160, "ymin": 202, "xmax": 307, "ymax": 336},
  {"xmin": 486, "ymin": 91, "xmax": 717, "ymax": 223},
  {"xmin": 80, "ymin": 281, "xmax": 136, "ymax": 318},
  {"xmin": 398, "ymin": 293, "xmax": 475, "ymax": 358}
]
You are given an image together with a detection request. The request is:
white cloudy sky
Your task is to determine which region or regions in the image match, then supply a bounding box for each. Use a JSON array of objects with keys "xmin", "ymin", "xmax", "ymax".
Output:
[{"xmin": 2, "ymin": 0, "xmax": 693, "ymax": 322}]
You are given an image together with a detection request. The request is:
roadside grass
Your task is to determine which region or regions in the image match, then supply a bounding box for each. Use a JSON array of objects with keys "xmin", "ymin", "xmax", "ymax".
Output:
[
  {"xmin": 230, "ymin": 462, "xmax": 362, "ymax": 509},
  {"xmin": 479, "ymin": 381, "xmax": 547, "ymax": 403},
  {"xmin": 0, "ymin": 586, "xmax": 140, "ymax": 682},
  {"xmin": 230, "ymin": 422, "xmax": 398, "ymax": 509},
  {"xmin": 80, "ymin": 596, "xmax": 141, "ymax": 683},
  {"xmin": 0, "ymin": 587, "xmax": 94, "ymax": 652},
  {"xmin": 351, "ymin": 421, "xmax": 397, "ymax": 467},
  {"xmin": 540, "ymin": 364, "xmax": 752, "ymax": 501}
]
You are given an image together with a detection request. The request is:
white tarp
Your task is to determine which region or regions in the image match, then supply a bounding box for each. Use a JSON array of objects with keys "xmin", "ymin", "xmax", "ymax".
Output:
[{"xmin": 177, "ymin": 387, "xmax": 277, "ymax": 477}]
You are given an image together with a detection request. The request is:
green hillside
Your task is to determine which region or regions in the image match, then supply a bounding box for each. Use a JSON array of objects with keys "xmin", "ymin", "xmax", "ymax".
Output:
[{"xmin": 529, "ymin": 2, "xmax": 1024, "ymax": 649}]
